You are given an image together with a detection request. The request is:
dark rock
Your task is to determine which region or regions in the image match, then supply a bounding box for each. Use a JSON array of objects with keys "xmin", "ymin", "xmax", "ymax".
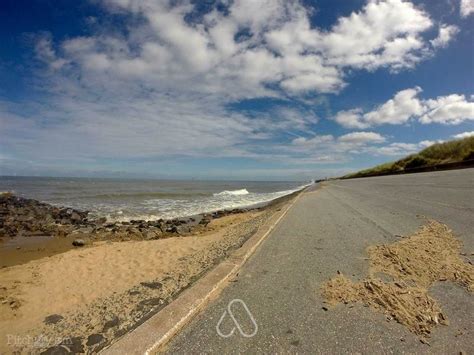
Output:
[
  {"xmin": 72, "ymin": 239, "xmax": 85, "ymax": 247},
  {"xmin": 86, "ymin": 333, "xmax": 105, "ymax": 346},
  {"xmin": 140, "ymin": 281, "xmax": 162, "ymax": 289},
  {"xmin": 70, "ymin": 212, "xmax": 82, "ymax": 223},
  {"xmin": 137, "ymin": 297, "xmax": 162, "ymax": 312},
  {"xmin": 165, "ymin": 225, "xmax": 178, "ymax": 234},
  {"xmin": 61, "ymin": 337, "xmax": 84, "ymax": 353},
  {"xmin": 102, "ymin": 316, "xmax": 120, "ymax": 332},
  {"xmin": 0, "ymin": 194, "xmax": 91, "ymax": 239},
  {"xmin": 199, "ymin": 217, "xmax": 211, "ymax": 226},
  {"xmin": 44, "ymin": 314, "xmax": 64, "ymax": 325}
]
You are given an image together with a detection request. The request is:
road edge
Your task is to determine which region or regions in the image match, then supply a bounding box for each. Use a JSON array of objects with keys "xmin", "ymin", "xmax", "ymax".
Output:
[{"xmin": 101, "ymin": 188, "xmax": 307, "ymax": 355}]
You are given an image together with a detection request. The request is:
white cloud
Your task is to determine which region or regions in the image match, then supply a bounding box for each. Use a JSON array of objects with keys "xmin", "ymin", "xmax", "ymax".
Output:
[
  {"xmin": 420, "ymin": 94, "xmax": 474, "ymax": 124},
  {"xmin": 333, "ymin": 109, "xmax": 369, "ymax": 129},
  {"xmin": 334, "ymin": 87, "xmax": 474, "ymax": 128},
  {"xmin": 373, "ymin": 139, "xmax": 444, "ymax": 156},
  {"xmin": 34, "ymin": 33, "xmax": 68, "ymax": 70},
  {"xmin": 317, "ymin": 0, "xmax": 433, "ymax": 71},
  {"xmin": 363, "ymin": 87, "xmax": 424, "ymax": 125},
  {"xmin": 453, "ymin": 131, "xmax": 474, "ymax": 139},
  {"xmin": 338, "ymin": 132, "xmax": 386, "ymax": 144},
  {"xmin": 430, "ymin": 24, "xmax": 459, "ymax": 48},
  {"xmin": 292, "ymin": 135, "xmax": 334, "ymax": 147},
  {"xmin": 0, "ymin": 0, "xmax": 459, "ymax": 173},
  {"xmin": 35, "ymin": 0, "xmax": 446, "ymax": 97},
  {"xmin": 460, "ymin": 0, "xmax": 474, "ymax": 17},
  {"xmin": 418, "ymin": 140, "xmax": 444, "ymax": 148},
  {"xmin": 377, "ymin": 142, "xmax": 419, "ymax": 155}
]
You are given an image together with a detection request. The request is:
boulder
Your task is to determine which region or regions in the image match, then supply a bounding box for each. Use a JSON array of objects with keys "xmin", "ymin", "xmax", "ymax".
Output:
[
  {"xmin": 165, "ymin": 225, "xmax": 179, "ymax": 234},
  {"xmin": 72, "ymin": 239, "xmax": 85, "ymax": 247}
]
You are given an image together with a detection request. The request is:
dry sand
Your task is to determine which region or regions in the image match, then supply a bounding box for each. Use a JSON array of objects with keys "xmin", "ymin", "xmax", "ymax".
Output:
[
  {"xmin": 0, "ymin": 206, "xmax": 281, "ymax": 353},
  {"xmin": 322, "ymin": 220, "xmax": 474, "ymax": 339}
]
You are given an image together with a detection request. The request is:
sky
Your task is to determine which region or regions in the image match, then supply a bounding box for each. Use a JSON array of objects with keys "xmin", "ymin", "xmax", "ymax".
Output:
[{"xmin": 0, "ymin": 0, "xmax": 473, "ymax": 181}]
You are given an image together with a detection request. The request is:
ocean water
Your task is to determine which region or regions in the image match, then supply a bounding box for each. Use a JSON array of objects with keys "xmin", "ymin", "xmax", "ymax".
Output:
[{"xmin": 0, "ymin": 177, "xmax": 310, "ymax": 221}]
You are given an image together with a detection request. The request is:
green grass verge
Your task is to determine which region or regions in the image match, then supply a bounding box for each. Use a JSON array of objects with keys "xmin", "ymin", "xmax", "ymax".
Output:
[{"xmin": 343, "ymin": 136, "xmax": 474, "ymax": 179}]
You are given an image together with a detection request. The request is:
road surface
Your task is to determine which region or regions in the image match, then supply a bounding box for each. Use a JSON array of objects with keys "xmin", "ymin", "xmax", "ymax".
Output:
[{"xmin": 165, "ymin": 169, "xmax": 474, "ymax": 354}]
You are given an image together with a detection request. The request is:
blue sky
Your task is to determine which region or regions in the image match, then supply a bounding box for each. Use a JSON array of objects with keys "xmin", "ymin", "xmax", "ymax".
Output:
[{"xmin": 0, "ymin": 0, "xmax": 473, "ymax": 180}]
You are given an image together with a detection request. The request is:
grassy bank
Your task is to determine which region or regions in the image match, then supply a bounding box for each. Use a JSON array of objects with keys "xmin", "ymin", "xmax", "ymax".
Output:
[{"xmin": 343, "ymin": 136, "xmax": 474, "ymax": 179}]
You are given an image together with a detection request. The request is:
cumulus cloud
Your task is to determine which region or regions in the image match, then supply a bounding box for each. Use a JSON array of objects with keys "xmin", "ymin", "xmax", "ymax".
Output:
[
  {"xmin": 460, "ymin": 0, "xmax": 474, "ymax": 17},
  {"xmin": 363, "ymin": 87, "xmax": 425, "ymax": 125},
  {"xmin": 420, "ymin": 94, "xmax": 474, "ymax": 124},
  {"xmin": 430, "ymin": 25, "xmax": 459, "ymax": 48},
  {"xmin": 0, "ymin": 0, "xmax": 461, "ymax": 173},
  {"xmin": 333, "ymin": 87, "xmax": 474, "ymax": 128},
  {"xmin": 453, "ymin": 131, "xmax": 474, "ymax": 139},
  {"xmin": 333, "ymin": 109, "xmax": 369, "ymax": 129},
  {"xmin": 33, "ymin": 0, "xmax": 448, "ymax": 97}
]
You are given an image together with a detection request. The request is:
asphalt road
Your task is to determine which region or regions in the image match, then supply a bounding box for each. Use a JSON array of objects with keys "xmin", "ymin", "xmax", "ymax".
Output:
[{"xmin": 165, "ymin": 169, "xmax": 474, "ymax": 354}]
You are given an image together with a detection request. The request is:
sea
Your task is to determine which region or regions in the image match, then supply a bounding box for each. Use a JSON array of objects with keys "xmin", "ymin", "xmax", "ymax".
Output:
[{"xmin": 0, "ymin": 177, "xmax": 311, "ymax": 222}]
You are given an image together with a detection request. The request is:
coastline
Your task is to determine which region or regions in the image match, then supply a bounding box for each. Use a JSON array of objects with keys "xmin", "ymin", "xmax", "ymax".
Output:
[
  {"xmin": 0, "ymin": 188, "xmax": 304, "ymax": 353},
  {"xmin": 0, "ymin": 189, "xmax": 303, "ymax": 268}
]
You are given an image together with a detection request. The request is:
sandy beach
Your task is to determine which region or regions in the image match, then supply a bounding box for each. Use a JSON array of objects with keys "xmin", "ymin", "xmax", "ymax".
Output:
[{"xmin": 0, "ymin": 191, "xmax": 297, "ymax": 353}]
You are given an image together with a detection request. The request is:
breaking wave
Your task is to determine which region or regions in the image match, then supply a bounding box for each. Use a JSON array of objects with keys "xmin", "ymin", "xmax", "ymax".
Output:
[{"xmin": 213, "ymin": 189, "xmax": 249, "ymax": 196}]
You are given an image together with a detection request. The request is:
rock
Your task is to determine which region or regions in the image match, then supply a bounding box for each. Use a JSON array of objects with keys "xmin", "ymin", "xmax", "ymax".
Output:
[
  {"xmin": 86, "ymin": 333, "xmax": 105, "ymax": 346},
  {"xmin": 177, "ymin": 226, "xmax": 191, "ymax": 234},
  {"xmin": 140, "ymin": 281, "xmax": 162, "ymax": 289},
  {"xmin": 136, "ymin": 297, "xmax": 162, "ymax": 312},
  {"xmin": 199, "ymin": 217, "xmax": 211, "ymax": 226},
  {"xmin": 72, "ymin": 239, "xmax": 85, "ymax": 247},
  {"xmin": 102, "ymin": 316, "xmax": 120, "ymax": 332},
  {"xmin": 61, "ymin": 337, "xmax": 84, "ymax": 353},
  {"xmin": 165, "ymin": 225, "xmax": 179, "ymax": 234},
  {"xmin": 44, "ymin": 314, "xmax": 64, "ymax": 325}
]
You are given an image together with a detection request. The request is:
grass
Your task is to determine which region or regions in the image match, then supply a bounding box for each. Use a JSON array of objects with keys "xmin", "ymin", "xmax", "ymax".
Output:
[{"xmin": 343, "ymin": 136, "xmax": 474, "ymax": 179}]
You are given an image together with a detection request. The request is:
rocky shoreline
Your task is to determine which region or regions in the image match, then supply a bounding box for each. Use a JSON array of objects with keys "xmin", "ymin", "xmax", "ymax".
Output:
[
  {"xmin": 0, "ymin": 191, "xmax": 300, "ymax": 268},
  {"xmin": 0, "ymin": 192, "xmax": 263, "ymax": 246}
]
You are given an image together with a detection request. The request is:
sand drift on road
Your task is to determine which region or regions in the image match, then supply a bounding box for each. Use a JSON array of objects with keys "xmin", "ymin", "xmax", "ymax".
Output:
[{"xmin": 322, "ymin": 220, "xmax": 474, "ymax": 340}]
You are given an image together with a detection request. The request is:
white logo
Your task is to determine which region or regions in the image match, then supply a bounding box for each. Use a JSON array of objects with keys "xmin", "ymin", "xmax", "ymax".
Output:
[{"xmin": 216, "ymin": 299, "xmax": 258, "ymax": 338}]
